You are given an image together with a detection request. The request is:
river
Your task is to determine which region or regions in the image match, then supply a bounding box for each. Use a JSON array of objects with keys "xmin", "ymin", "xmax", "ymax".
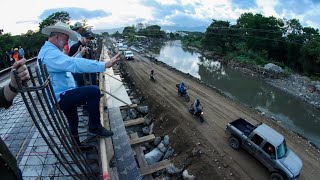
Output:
[{"xmin": 150, "ymin": 40, "xmax": 320, "ymax": 148}]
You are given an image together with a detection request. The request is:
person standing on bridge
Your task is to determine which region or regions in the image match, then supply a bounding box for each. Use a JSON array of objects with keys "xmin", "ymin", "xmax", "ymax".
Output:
[
  {"xmin": 0, "ymin": 58, "xmax": 30, "ymax": 180},
  {"xmin": 69, "ymin": 22, "xmax": 84, "ymax": 47},
  {"xmin": 38, "ymin": 22, "xmax": 121, "ymax": 146},
  {"xmin": 12, "ymin": 48, "xmax": 20, "ymax": 62}
]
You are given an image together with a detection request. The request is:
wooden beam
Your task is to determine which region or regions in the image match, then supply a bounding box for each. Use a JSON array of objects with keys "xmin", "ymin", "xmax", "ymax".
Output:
[
  {"xmin": 130, "ymin": 133, "xmax": 153, "ymax": 180},
  {"xmin": 140, "ymin": 160, "xmax": 172, "ymax": 176},
  {"xmin": 129, "ymin": 96, "xmax": 134, "ymax": 99},
  {"xmin": 130, "ymin": 134, "xmax": 155, "ymax": 145},
  {"xmin": 120, "ymin": 104, "xmax": 138, "ymax": 109},
  {"xmin": 99, "ymin": 46, "xmax": 119, "ymax": 180},
  {"xmin": 124, "ymin": 118, "xmax": 145, "ymax": 127}
]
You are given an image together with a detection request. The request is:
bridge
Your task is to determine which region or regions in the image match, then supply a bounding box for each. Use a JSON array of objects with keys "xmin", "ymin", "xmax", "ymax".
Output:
[{"xmin": 0, "ymin": 39, "xmax": 171, "ymax": 179}]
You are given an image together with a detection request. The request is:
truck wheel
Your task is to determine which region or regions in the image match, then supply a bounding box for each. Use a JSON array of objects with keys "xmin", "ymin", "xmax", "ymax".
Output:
[
  {"xmin": 229, "ymin": 137, "xmax": 240, "ymax": 150},
  {"xmin": 270, "ymin": 172, "xmax": 284, "ymax": 180}
]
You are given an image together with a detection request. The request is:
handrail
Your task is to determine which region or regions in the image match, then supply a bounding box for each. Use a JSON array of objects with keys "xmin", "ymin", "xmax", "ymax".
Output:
[{"xmin": 0, "ymin": 57, "xmax": 37, "ymax": 74}]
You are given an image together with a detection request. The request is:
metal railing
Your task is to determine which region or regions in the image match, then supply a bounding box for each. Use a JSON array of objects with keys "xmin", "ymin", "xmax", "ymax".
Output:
[{"xmin": 15, "ymin": 60, "xmax": 98, "ymax": 179}]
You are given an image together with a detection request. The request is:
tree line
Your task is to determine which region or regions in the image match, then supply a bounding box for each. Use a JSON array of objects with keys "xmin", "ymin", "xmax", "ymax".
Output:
[
  {"xmin": 182, "ymin": 13, "xmax": 320, "ymax": 78},
  {"xmin": 0, "ymin": 11, "xmax": 97, "ymax": 70}
]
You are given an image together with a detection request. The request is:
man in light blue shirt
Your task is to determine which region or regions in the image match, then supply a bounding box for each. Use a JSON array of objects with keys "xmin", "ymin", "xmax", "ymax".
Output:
[{"xmin": 38, "ymin": 22, "xmax": 121, "ymax": 146}]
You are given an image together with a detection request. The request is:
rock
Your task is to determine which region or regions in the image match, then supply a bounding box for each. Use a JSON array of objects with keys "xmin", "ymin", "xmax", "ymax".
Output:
[
  {"xmin": 127, "ymin": 109, "xmax": 138, "ymax": 119},
  {"xmin": 131, "ymin": 99, "xmax": 140, "ymax": 104},
  {"xmin": 149, "ymin": 123, "xmax": 154, "ymax": 134},
  {"xmin": 144, "ymin": 116, "xmax": 152, "ymax": 125},
  {"xmin": 142, "ymin": 126, "xmax": 150, "ymax": 134},
  {"xmin": 316, "ymin": 85, "xmax": 320, "ymax": 91},
  {"xmin": 137, "ymin": 106, "xmax": 149, "ymax": 114},
  {"xmin": 153, "ymin": 137, "xmax": 162, "ymax": 146},
  {"xmin": 121, "ymin": 110, "xmax": 127, "ymax": 119},
  {"xmin": 145, "ymin": 148, "xmax": 164, "ymax": 165},
  {"xmin": 163, "ymin": 135, "xmax": 170, "ymax": 147},
  {"xmin": 173, "ymin": 127, "xmax": 178, "ymax": 134},
  {"xmin": 192, "ymin": 148, "xmax": 201, "ymax": 156},
  {"xmin": 144, "ymin": 142, "xmax": 152, "ymax": 149},
  {"xmin": 264, "ymin": 63, "xmax": 284, "ymax": 73},
  {"xmin": 307, "ymin": 85, "xmax": 316, "ymax": 93},
  {"xmin": 182, "ymin": 170, "xmax": 195, "ymax": 180},
  {"xmin": 166, "ymin": 165, "xmax": 183, "ymax": 175},
  {"xmin": 163, "ymin": 147, "xmax": 175, "ymax": 160},
  {"xmin": 124, "ymin": 116, "xmax": 132, "ymax": 121},
  {"xmin": 157, "ymin": 143, "xmax": 168, "ymax": 153}
]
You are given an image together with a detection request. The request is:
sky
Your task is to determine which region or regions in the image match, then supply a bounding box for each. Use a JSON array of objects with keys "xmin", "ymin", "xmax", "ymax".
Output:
[{"xmin": 1, "ymin": 0, "xmax": 320, "ymax": 35}]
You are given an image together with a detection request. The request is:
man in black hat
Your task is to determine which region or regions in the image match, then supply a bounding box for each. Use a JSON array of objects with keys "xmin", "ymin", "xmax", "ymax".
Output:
[{"xmin": 69, "ymin": 32, "xmax": 95, "ymax": 86}]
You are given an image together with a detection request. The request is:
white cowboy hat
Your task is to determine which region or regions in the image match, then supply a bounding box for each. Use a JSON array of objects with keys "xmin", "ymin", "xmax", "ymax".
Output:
[{"xmin": 42, "ymin": 22, "xmax": 78, "ymax": 41}]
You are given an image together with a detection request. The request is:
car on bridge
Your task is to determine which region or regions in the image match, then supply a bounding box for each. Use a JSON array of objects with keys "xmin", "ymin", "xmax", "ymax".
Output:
[{"xmin": 226, "ymin": 118, "xmax": 303, "ymax": 180}]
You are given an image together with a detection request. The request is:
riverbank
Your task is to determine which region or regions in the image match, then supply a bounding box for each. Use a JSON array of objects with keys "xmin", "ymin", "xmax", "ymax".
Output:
[{"xmin": 187, "ymin": 46, "xmax": 320, "ymax": 110}]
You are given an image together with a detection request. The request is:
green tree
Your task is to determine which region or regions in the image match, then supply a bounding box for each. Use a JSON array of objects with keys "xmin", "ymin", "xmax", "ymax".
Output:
[
  {"xmin": 39, "ymin": 11, "xmax": 70, "ymax": 30},
  {"xmin": 137, "ymin": 25, "xmax": 165, "ymax": 38},
  {"xmin": 203, "ymin": 19, "xmax": 231, "ymax": 53},
  {"xmin": 101, "ymin": 32, "xmax": 109, "ymax": 37},
  {"xmin": 300, "ymin": 37, "xmax": 320, "ymax": 75},
  {"xmin": 111, "ymin": 31, "xmax": 122, "ymax": 39},
  {"xmin": 236, "ymin": 13, "xmax": 284, "ymax": 60},
  {"xmin": 123, "ymin": 26, "xmax": 136, "ymax": 36}
]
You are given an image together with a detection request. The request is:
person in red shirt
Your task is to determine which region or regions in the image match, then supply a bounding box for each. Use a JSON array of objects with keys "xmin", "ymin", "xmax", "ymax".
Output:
[{"xmin": 12, "ymin": 48, "xmax": 20, "ymax": 61}]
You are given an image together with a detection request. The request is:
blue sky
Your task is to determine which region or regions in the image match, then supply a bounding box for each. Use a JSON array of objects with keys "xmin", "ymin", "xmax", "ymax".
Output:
[{"xmin": 1, "ymin": 0, "xmax": 320, "ymax": 35}]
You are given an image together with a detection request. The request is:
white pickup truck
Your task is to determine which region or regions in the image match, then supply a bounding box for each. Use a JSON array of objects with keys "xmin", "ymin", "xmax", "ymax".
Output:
[{"xmin": 123, "ymin": 50, "xmax": 134, "ymax": 60}]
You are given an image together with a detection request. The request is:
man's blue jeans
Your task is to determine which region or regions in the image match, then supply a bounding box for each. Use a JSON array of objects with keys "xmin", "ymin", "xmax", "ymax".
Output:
[{"xmin": 59, "ymin": 85, "xmax": 102, "ymax": 136}]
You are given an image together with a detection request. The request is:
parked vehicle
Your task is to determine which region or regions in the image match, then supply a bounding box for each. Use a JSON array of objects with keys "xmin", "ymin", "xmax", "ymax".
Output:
[
  {"xmin": 188, "ymin": 104, "xmax": 204, "ymax": 122},
  {"xmin": 176, "ymin": 83, "xmax": 190, "ymax": 102},
  {"xmin": 226, "ymin": 118, "xmax": 303, "ymax": 180},
  {"xmin": 123, "ymin": 51, "xmax": 134, "ymax": 60}
]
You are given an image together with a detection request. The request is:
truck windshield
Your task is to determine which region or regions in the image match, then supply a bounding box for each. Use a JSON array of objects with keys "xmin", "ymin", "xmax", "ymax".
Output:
[{"xmin": 277, "ymin": 140, "xmax": 288, "ymax": 159}]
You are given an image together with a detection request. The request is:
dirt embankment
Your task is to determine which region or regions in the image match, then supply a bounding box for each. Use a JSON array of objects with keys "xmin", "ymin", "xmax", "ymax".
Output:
[{"xmin": 120, "ymin": 52, "xmax": 320, "ymax": 180}]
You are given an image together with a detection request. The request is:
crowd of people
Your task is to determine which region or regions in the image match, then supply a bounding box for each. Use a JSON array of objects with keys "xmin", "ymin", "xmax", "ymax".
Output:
[{"xmin": 4, "ymin": 46, "xmax": 25, "ymax": 66}]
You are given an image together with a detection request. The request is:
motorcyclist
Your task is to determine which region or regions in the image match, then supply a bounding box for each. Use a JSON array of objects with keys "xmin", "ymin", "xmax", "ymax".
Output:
[
  {"xmin": 178, "ymin": 81, "xmax": 187, "ymax": 96},
  {"xmin": 192, "ymin": 98, "xmax": 202, "ymax": 116},
  {"xmin": 150, "ymin": 69, "xmax": 155, "ymax": 80}
]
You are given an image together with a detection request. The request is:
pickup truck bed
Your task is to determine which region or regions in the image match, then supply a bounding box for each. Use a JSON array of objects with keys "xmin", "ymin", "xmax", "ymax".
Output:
[{"xmin": 229, "ymin": 118, "xmax": 255, "ymax": 136}]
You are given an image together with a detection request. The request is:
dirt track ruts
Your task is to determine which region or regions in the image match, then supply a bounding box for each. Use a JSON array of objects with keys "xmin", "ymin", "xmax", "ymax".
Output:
[{"xmin": 122, "ymin": 52, "xmax": 320, "ymax": 180}]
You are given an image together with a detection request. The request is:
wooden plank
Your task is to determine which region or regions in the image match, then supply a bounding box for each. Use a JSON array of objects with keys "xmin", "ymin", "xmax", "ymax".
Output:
[
  {"xmin": 140, "ymin": 160, "xmax": 172, "ymax": 176},
  {"xmin": 130, "ymin": 133, "xmax": 153, "ymax": 180},
  {"xmin": 130, "ymin": 134, "xmax": 155, "ymax": 145},
  {"xmin": 99, "ymin": 46, "xmax": 119, "ymax": 180},
  {"xmin": 120, "ymin": 104, "xmax": 138, "ymax": 109},
  {"xmin": 124, "ymin": 118, "xmax": 145, "ymax": 127}
]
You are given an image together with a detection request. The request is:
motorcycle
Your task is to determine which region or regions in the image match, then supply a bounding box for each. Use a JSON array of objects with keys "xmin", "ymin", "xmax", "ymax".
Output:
[
  {"xmin": 176, "ymin": 84, "xmax": 190, "ymax": 102},
  {"xmin": 149, "ymin": 74, "xmax": 156, "ymax": 82},
  {"xmin": 189, "ymin": 104, "xmax": 204, "ymax": 123}
]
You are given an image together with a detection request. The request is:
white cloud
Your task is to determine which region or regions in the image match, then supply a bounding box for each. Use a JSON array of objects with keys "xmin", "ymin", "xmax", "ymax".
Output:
[
  {"xmin": 256, "ymin": 0, "xmax": 279, "ymax": 17},
  {"xmin": 0, "ymin": 0, "xmax": 319, "ymax": 35}
]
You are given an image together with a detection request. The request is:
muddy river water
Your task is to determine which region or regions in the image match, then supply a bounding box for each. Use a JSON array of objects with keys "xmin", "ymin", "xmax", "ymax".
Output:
[{"xmin": 150, "ymin": 40, "xmax": 320, "ymax": 148}]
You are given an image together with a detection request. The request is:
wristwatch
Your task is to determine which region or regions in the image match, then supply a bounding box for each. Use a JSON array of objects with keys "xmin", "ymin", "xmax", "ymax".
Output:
[{"xmin": 8, "ymin": 83, "xmax": 18, "ymax": 93}]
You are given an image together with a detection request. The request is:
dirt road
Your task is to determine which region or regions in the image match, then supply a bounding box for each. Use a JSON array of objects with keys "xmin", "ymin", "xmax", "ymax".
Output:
[{"xmin": 121, "ymin": 52, "xmax": 320, "ymax": 180}]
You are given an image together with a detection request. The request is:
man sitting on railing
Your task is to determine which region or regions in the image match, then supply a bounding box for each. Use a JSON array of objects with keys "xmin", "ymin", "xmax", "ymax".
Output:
[{"xmin": 37, "ymin": 22, "xmax": 121, "ymax": 146}]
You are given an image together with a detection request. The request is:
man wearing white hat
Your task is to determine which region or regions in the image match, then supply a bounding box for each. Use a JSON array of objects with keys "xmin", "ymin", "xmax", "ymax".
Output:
[{"xmin": 38, "ymin": 22, "xmax": 121, "ymax": 146}]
